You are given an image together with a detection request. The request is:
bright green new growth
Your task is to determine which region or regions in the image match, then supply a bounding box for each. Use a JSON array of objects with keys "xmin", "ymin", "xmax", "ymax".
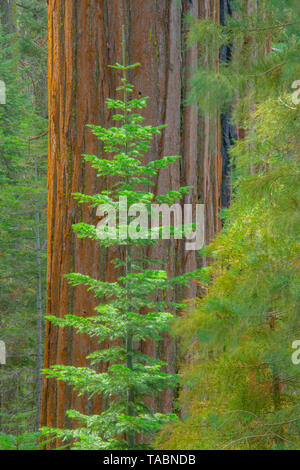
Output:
[
  {"xmin": 0, "ymin": 1, "xmax": 48, "ymax": 438},
  {"xmin": 42, "ymin": 30, "xmax": 198, "ymax": 450}
]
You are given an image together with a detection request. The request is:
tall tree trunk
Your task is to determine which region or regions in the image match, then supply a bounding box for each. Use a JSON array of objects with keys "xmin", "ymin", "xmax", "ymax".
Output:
[
  {"xmin": 27, "ymin": 135, "xmax": 45, "ymax": 432},
  {"xmin": 0, "ymin": 0, "xmax": 16, "ymax": 32},
  {"xmin": 42, "ymin": 0, "xmax": 222, "ymax": 443}
]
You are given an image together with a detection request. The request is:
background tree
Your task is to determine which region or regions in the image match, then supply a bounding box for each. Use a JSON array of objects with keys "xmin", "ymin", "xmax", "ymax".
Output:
[
  {"xmin": 156, "ymin": 0, "xmax": 300, "ymax": 450},
  {"xmin": 0, "ymin": 0, "xmax": 47, "ymax": 440},
  {"xmin": 42, "ymin": 0, "xmax": 225, "ymax": 441},
  {"xmin": 42, "ymin": 44, "xmax": 203, "ymax": 449}
]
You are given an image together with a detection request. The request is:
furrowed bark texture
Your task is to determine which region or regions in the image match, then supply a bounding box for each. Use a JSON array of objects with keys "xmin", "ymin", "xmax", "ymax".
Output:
[
  {"xmin": 42, "ymin": 0, "xmax": 223, "ymax": 443},
  {"xmin": 0, "ymin": 0, "xmax": 16, "ymax": 32}
]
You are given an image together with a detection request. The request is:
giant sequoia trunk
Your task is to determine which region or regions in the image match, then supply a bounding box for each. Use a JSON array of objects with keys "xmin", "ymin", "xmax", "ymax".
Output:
[{"xmin": 42, "ymin": 0, "xmax": 223, "ymax": 440}]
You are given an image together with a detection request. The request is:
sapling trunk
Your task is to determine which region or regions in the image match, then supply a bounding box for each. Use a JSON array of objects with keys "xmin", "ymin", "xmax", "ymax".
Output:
[{"xmin": 42, "ymin": 27, "xmax": 198, "ymax": 450}]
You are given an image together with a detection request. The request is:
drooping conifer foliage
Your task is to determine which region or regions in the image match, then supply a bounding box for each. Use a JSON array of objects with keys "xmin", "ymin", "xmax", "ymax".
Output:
[
  {"xmin": 42, "ymin": 29, "xmax": 198, "ymax": 450},
  {"xmin": 157, "ymin": 0, "xmax": 300, "ymax": 450}
]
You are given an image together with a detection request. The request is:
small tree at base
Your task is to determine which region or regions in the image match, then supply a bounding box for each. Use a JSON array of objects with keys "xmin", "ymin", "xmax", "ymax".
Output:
[{"xmin": 42, "ymin": 29, "xmax": 199, "ymax": 450}]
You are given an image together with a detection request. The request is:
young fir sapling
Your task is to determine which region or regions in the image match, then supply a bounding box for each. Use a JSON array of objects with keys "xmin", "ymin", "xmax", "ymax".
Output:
[{"xmin": 42, "ymin": 30, "xmax": 199, "ymax": 450}]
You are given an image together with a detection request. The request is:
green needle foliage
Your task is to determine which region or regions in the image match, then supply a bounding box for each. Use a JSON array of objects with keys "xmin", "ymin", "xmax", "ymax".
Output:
[
  {"xmin": 0, "ymin": 410, "xmax": 40, "ymax": 450},
  {"xmin": 0, "ymin": 379, "xmax": 42, "ymax": 450},
  {"xmin": 42, "ymin": 30, "xmax": 198, "ymax": 450},
  {"xmin": 156, "ymin": 1, "xmax": 300, "ymax": 451}
]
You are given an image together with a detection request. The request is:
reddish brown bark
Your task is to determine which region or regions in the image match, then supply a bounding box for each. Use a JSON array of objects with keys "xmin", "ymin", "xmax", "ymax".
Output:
[{"xmin": 42, "ymin": 0, "xmax": 222, "ymax": 442}]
